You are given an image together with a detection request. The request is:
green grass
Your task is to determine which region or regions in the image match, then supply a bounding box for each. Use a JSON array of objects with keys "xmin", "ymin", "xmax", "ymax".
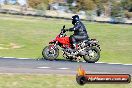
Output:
[
  {"xmin": 0, "ymin": 74, "xmax": 131, "ymax": 88},
  {"xmin": 0, "ymin": 14, "xmax": 132, "ymax": 63}
]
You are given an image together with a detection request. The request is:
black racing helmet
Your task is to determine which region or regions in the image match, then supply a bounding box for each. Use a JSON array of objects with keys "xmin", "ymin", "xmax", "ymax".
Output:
[{"xmin": 72, "ymin": 15, "xmax": 80, "ymax": 25}]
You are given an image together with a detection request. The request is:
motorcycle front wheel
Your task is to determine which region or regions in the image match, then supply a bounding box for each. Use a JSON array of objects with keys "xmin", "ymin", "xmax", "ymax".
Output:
[
  {"xmin": 42, "ymin": 45, "xmax": 59, "ymax": 60},
  {"xmin": 83, "ymin": 46, "xmax": 100, "ymax": 63}
]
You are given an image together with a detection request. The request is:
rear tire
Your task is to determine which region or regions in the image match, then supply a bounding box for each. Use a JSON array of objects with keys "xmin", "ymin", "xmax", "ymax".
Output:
[
  {"xmin": 83, "ymin": 46, "xmax": 100, "ymax": 63},
  {"xmin": 42, "ymin": 46, "xmax": 59, "ymax": 60}
]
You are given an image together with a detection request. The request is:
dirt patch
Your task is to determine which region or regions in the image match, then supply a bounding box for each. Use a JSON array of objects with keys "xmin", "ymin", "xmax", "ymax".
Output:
[
  {"xmin": 9, "ymin": 43, "xmax": 23, "ymax": 49},
  {"xmin": 0, "ymin": 43, "xmax": 24, "ymax": 49}
]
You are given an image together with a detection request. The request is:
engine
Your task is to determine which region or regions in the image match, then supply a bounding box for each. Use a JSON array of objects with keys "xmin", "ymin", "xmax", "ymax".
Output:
[
  {"xmin": 62, "ymin": 41, "xmax": 88, "ymax": 58},
  {"xmin": 63, "ymin": 48, "xmax": 76, "ymax": 57}
]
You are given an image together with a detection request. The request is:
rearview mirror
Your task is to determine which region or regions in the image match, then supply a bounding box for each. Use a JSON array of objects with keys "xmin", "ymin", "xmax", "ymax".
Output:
[{"xmin": 63, "ymin": 25, "xmax": 65, "ymax": 29}]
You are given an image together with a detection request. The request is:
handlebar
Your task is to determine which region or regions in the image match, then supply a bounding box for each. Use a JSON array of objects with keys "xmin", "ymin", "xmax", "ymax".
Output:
[
  {"xmin": 60, "ymin": 25, "xmax": 69, "ymax": 35},
  {"xmin": 61, "ymin": 28, "xmax": 69, "ymax": 34}
]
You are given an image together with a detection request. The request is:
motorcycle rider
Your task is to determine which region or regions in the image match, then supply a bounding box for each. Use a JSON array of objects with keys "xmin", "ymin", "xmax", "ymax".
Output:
[{"xmin": 65, "ymin": 15, "xmax": 89, "ymax": 49}]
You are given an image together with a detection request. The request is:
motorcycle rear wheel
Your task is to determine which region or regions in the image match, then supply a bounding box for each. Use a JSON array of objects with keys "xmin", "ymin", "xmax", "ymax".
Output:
[
  {"xmin": 83, "ymin": 46, "xmax": 100, "ymax": 63},
  {"xmin": 42, "ymin": 46, "xmax": 59, "ymax": 60}
]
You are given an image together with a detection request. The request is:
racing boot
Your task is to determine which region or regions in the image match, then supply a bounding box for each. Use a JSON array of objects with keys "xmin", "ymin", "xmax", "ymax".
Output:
[
  {"xmin": 72, "ymin": 43, "xmax": 79, "ymax": 55},
  {"xmin": 73, "ymin": 43, "xmax": 78, "ymax": 50}
]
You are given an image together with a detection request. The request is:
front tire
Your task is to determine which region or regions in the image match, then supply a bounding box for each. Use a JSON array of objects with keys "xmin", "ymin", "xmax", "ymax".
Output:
[
  {"xmin": 83, "ymin": 46, "xmax": 100, "ymax": 63},
  {"xmin": 42, "ymin": 45, "xmax": 59, "ymax": 60}
]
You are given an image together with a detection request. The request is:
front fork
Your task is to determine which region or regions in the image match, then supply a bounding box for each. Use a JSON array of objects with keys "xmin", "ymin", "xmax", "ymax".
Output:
[{"xmin": 49, "ymin": 41, "xmax": 59, "ymax": 50}]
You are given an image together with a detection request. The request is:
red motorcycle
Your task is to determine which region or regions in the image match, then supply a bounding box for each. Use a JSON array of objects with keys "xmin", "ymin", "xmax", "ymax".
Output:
[{"xmin": 42, "ymin": 25, "xmax": 101, "ymax": 63}]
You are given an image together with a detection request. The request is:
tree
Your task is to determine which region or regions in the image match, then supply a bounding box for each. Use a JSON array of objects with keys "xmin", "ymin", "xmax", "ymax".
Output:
[
  {"xmin": 92, "ymin": 0, "xmax": 105, "ymax": 16},
  {"xmin": 121, "ymin": 0, "xmax": 132, "ymax": 12},
  {"xmin": 28, "ymin": 0, "xmax": 49, "ymax": 9},
  {"xmin": 67, "ymin": 0, "xmax": 74, "ymax": 4},
  {"xmin": 76, "ymin": 0, "xmax": 96, "ymax": 11},
  {"xmin": 110, "ymin": 1, "xmax": 124, "ymax": 17},
  {"xmin": 121, "ymin": 0, "xmax": 132, "ymax": 19},
  {"xmin": 94, "ymin": 0, "xmax": 113, "ymax": 17},
  {"xmin": 29, "ymin": 0, "xmax": 42, "ymax": 8}
]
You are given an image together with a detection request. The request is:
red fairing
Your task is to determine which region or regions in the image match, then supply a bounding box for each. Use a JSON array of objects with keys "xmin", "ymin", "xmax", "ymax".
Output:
[{"xmin": 56, "ymin": 35, "xmax": 71, "ymax": 47}]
